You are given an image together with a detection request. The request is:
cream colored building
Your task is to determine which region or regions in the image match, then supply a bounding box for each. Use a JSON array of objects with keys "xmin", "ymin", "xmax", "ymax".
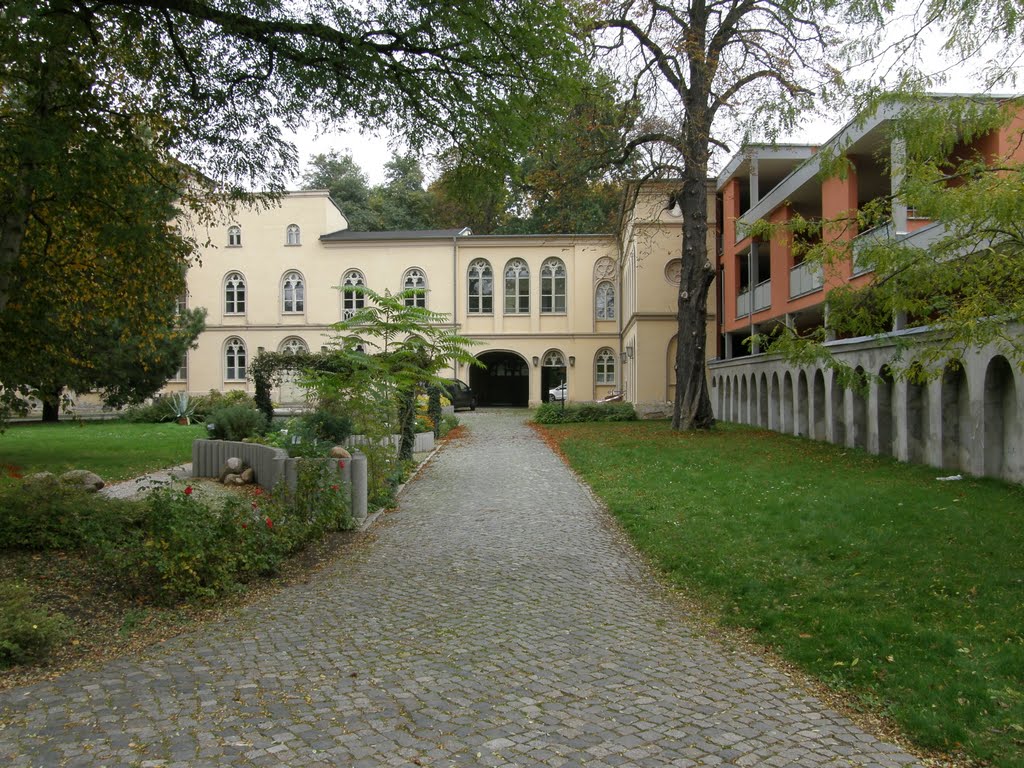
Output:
[{"xmin": 169, "ymin": 187, "xmax": 716, "ymax": 412}]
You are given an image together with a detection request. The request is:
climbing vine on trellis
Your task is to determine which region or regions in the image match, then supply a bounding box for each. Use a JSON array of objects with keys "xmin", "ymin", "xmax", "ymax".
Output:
[{"xmin": 248, "ymin": 351, "xmax": 354, "ymax": 420}]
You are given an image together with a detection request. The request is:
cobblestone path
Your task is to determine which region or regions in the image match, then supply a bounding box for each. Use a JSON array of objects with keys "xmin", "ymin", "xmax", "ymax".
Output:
[{"xmin": 0, "ymin": 410, "xmax": 923, "ymax": 767}]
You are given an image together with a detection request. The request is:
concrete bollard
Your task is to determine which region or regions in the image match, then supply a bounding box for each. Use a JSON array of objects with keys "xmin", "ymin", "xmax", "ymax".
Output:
[{"xmin": 350, "ymin": 451, "xmax": 368, "ymax": 524}]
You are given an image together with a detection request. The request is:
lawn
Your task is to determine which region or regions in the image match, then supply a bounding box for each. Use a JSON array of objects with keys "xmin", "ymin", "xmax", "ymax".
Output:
[
  {"xmin": 0, "ymin": 421, "xmax": 204, "ymax": 483},
  {"xmin": 538, "ymin": 420, "xmax": 1024, "ymax": 768}
]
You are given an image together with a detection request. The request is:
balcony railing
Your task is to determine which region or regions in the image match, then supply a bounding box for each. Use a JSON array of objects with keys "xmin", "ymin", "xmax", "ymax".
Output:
[
  {"xmin": 851, "ymin": 220, "xmax": 894, "ymax": 276},
  {"xmin": 753, "ymin": 278, "xmax": 771, "ymax": 312},
  {"xmin": 736, "ymin": 289, "xmax": 750, "ymax": 318},
  {"xmin": 789, "ymin": 261, "xmax": 823, "ymax": 298}
]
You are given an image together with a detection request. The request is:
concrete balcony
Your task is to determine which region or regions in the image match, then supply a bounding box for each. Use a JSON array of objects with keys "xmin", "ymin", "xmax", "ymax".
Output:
[{"xmin": 851, "ymin": 220, "xmax": 894, "ymax": 276}]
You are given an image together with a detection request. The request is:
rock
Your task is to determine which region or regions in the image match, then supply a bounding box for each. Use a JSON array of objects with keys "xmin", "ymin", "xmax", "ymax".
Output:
[
  {"xmin": 240, "ymin": 467, "xmax": 255, "ymax": 484},
  {"xmin": 329, "ymin": 446, "xmax": 351, "ymax": 459},
  {"xmin": 218, "ymin": 457, "xmax": 247, "ymax": 483},
  {"xmin": 223, "ymin": 473, "xmax": 247, "ymax": 486},
  {"xmin": 59, "ymin": 469, "xmax": 105, "ymax": 492},
  {"xmin": 23, "ymin": 471, "xmax": 55, "ymax": 485}
]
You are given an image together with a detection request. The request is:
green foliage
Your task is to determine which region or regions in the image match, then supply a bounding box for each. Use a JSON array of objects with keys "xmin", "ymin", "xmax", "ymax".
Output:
[
  {"xmin": 546, "ymin": 420, "xmax": 1024, "ymax": 767},
  {"xmin": 206, "ymin": 403, "xmax": 268, "ymax": 442},
  {"xmin": 301, "ymin": 408, "xmax": 353, "ymax": 445},
  {"xmin": 0, "ymin": 581, "xmax": 71, "ymax": 667},
  {"xmin": 302, "ymin": 151, "xmax": 376, "ymax": 230},
  {"xmin": 0, "ymin": 478, "xmax": 136, "ymax": 551},
  {"xmin": 438, "ymin": 414, "xmax": 460, "ymax": 438},
  {"xmin": 533, "ymin": 401, "xmax": 637, "ymax": 424}
]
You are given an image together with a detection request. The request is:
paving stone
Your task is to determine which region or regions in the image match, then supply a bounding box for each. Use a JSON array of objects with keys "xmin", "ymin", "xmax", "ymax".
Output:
[{"xmin": 0, "ymin": 411, "xmax": 926, "ymax": 766}]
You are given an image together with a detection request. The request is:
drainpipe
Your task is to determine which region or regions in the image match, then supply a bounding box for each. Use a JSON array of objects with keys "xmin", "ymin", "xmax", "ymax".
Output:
[{"xmin": 452, "ymin": 234, "xmax": 459, "ymax": 379}]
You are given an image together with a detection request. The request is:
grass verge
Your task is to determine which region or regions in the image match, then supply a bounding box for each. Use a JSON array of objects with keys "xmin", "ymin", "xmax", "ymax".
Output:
[
  {"xmin": 538, "ymin": 420, "xmax": 1024, "ymax": 768},
  {"xmin": 0, "ymin": 421, "xmax": 204, "ymax": 483}
]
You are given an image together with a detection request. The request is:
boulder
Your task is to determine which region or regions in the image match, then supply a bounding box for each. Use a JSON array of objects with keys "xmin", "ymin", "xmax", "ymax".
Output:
[
  {"xmin": 218, "ymin": 457, "xmax": 247, "ymax": 483},
  {"xmin": 23, "ymin": 471, "xmax": 56, "ymax": 485},
  {"xmin": 60, "ymin": 469, "xmax": 105, "ymax": 492},
  {"xmin": 240, "ymin": 467, "xmax": 255, "ymax": 484},
  {"xmin": 223, "ymin": 473, "xmax": 247, "ymax": 486},
  {"xmin": 329, "ymin": 446, "xmax": 352, "ymax": 459}
]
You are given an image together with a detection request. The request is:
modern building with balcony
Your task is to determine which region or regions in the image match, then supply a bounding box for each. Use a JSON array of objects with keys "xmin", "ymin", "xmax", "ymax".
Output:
[{"xmin": 710, "ymin": 97, "xmax": 1024, "ymax": 483}]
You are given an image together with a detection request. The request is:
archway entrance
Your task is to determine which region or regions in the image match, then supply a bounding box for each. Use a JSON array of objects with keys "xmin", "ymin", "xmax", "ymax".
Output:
[{"xmin": 470, "ymin": 351, "xmax": 529, "ymax": 407}]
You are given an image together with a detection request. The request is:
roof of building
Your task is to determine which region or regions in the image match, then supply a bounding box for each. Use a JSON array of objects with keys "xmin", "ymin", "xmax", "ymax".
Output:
[{"xmin": 320, "ymin": 227, "xmax": 471, "ymax": 242}]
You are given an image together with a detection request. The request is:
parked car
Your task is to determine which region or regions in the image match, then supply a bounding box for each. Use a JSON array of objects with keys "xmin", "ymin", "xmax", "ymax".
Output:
[
  {"xmin": 548, "ymin": 382, "xmax": 567, "ymax": 402},
  {"xmin": 442, "ymin": 379, "xmax": 477, "ymax": 411}
]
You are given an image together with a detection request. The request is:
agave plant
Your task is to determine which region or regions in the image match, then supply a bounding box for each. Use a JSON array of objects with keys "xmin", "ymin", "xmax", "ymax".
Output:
[{"xmin": 166, "ymin": 392, "xmax": 197, "ymax": 424}]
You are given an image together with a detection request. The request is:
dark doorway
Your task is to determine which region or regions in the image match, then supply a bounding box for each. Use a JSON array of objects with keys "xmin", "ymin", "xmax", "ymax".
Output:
[
  {"xmin": 471, "ymin": 351, "xmax": 530, "ymax": 407},
  {"xmin": 541, "ymin": 350, "xmax": 567, "ymax": 402}
]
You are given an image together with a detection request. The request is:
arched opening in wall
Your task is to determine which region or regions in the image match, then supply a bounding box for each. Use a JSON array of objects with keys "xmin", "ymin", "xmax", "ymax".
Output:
[
  {"xmin": 830, "ymin": 375, "xmax": 846, "ymax": 445},
  {"xmin": 471, "ymin": 351, "xmax": 530, "ymax": 407},
  {"xmin": 749, "ymin": 375, "xmax": 758, "ymax": 425},
  {"xmin": 770, "ymin": 372, "xmax": 781, "ymax": 430},
  {"xmin": 877, "ymin": 366, "xmax": 895, "ymax": 457},
  {"xmin": 540, "ymin": 350, "xmax": 568, "ymax": 404},
  {"xmin": 782, "ymin": 372, "xmax": 794, "ymax": 434},
  {"xmin": 942, "ymin": 363, "xmax": 969, "ymax": 472},
  {"xmin": 797, "ymin": 371, "xmax": 809, "ymax": 437},
  {"xmin": 715, "ymin": 377, "xmax": 723, "ymax": 419},
  {"xmin": 724, "ymin": 377, "xmax": 732, "ymax": 421},
  {"xmin": 732, "ymin": 375, "xmax": 740, "ymax": 422},
  {"xmin": 740, "ymin": 376, "xmax": 748, "ymax": 424},
  {"xmin": 812, "ymin": 370, "xmax": 826, "ymax": 440},
  {"xmin": 852, "ymin": 366, "xmax": 868, "ymax": 451},
  {"xmin": 906, "ymin": 377, "xmax": 927, "ymax": 464},
  {"xmin": 983, "ymin": 356, "xmax": 1018, "ymax": 479},
  {"xmin": 759, "ymin": 372, "xmax": 769, "ymax": 427}
]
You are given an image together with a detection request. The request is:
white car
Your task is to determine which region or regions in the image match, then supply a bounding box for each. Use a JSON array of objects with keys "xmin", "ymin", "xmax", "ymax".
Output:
[{"xmin": 548, "ymin": 383, "xmax": 567, "ymax": 402}]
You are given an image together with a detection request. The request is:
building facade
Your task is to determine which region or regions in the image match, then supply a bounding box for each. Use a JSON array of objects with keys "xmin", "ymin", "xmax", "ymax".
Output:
[
  {"xmin": 710, "ymin": 99, "xmax": 1024, "ymax": 483},
  {"xmin": 169, "ymin": 187, "xmax": 717, "ymax": 413}
]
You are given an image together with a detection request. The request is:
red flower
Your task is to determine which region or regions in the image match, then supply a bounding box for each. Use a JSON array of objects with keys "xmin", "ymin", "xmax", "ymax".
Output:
[
  {"xmin": 241, "ymin": 522, "xmax": 248, "ymax": 529},
  {"xmin": 331, "ymin": 484, "xmax": 340, "ymax": 492},
  {"xmin": 251, "ymin": 501, "xmax": 259, "ymax": 510},
  {"xmin": 184, "ymin": 486, "xmax": 193, "ymax": 496},
  {"xmin": 265, "ymin": 517, "xmax": 273, "ymax": 529},
  {"xmin": 337, "ymin": 460, "xmax": 346, "ymax": 469}
]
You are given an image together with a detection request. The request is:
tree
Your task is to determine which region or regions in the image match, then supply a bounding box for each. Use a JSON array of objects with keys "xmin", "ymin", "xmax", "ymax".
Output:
[
  {"xmin": 369, "ymin": 154, "xmax": 435, "ymax": 231},
  {"xmin": 0, "ymin": 136, "xmax": 206, "ymax": 420},
  {"xmin": 0, "ymin": 0, "xmax": 582, "ymax": 311},
  {"xmin": 589, "ymin": 0, "xmax": 1024, "ymax": 430},
  {"xmin": 301, "ymin": 152, "xmax": 377, "ymax": 231}
]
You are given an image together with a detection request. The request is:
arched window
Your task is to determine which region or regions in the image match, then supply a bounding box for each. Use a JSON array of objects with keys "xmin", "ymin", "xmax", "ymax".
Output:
[
  {"xmin": 595, "ymin": 348, "xmax": 616, "ymax": 385},
  {"xmin": 228, "ymin": 225, "xmax": 241, "ymax": 247},
  {"xmin": 596, "ymin": 281, "xmax": 615, "ymax": 320},
  {"xmin": 224, "ymin": 272, "xmax": 246, "ymax": 314},
  {"xmin": 342, "ymin": 269, "xmax": 365, "ymax": 319},
  {"xmin": 279, "ymin": 337, "xmax": 308, "ymax": 355},
  {"xmin": 468, "ymin": 259, "xmax": 493, "ymax": 314},
  {"xmin": 225, "ymin": 337, "xmax": 247, "ymax": 380},
  {"xmin": 282, "ymin": 271, "xmax": 305, "ymax": 313},
  {"xmin": 285, "ymin": 224, "xmax": 301, "ymax": 246},
  {"xmin": 504, "ymin": 259, "xmax": 530, "ymax": 314},
  {"xmin": 543, "ymin": 350, "xmax": 565, "ymax": 367},
  {"xmin": 541, "ymin": 257, "xmax": 566, "ymax": 313},
  {"xmin": 403, "ymin": 268, "xmax": 427, "ymax": 308}
]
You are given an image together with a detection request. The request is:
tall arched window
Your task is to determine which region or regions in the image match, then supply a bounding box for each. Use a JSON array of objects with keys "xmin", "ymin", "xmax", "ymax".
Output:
[
  {"xmin": 403, "ymin": 268, "xmax": 427, "ymax": 308},
  {"xmin": 541, "ymin": 258, "xmax": 567, "ymax": 313},
  {"xmin": 279, "ymin": 337, "xmax": 308, "ymax": 355},
  {"xmin": 228, "ymin": 225, "xmax": 241, "ymax": 246},
  {"xmin": 596, "ymin": 281, "xmax": 615, "ymax": 320},
  {"xmin": 342, "ymin": 269, "xmax": 365, "ymax": 319},
  {"xmin": 504, "ymin": 259, "xmax": 530, "ymax": 314},
  {"xmin": 468, "ymin": 259, "xmax": 493, "ymax": 314},
  {"xmin": 595, "ymin": 348, "xmax": 616, "ymax": 385},
  {"xmin": 282, "ymin": 271, "xmax": 305, "ymax": 313},
  {"xmin": 224, "ymin": 272, "xmax": 246, "ymax": 314},
  {"xmin": 286, "ymin": 224, "xmax": 301, "ymax": 246},
  {"xmin": 225, "ymin": 337, "xmax": 247, "ymax": 380}
]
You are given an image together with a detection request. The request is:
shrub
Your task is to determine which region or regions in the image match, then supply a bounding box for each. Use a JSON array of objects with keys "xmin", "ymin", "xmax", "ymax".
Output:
[
  {"xmin": 0, "ymin": 478, "xmax": 137, "ymax": 551},
  {"xmin": 533, "ymin": 401, "xmax": 637, "ymax": 424},
  {"xmin": 0, "ymin": 581, "xmax": 71, "ymax": 667},
  {"xmin": 191, "ymin": 389, "xmax": 255, "ymax": 421},
  {"xmin": 206, "ymin": 403, "xmax": 268, "ymax": 441},
  {"xmin": 122, "ymin": 398, "xmax": 170, "ymax": 423},
  {"xmin": 300, "ymin": 408, "xmax": 353, "ymax": 445},
  {"xmin": 438, "ymin": 413, "xmax": 460, "ymax": 438}
]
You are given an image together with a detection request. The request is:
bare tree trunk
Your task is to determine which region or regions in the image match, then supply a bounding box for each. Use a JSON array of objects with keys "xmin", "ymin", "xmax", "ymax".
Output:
[{"xmin": 40, "ymin": 385, "xmax": 62, "ymax": 423}]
